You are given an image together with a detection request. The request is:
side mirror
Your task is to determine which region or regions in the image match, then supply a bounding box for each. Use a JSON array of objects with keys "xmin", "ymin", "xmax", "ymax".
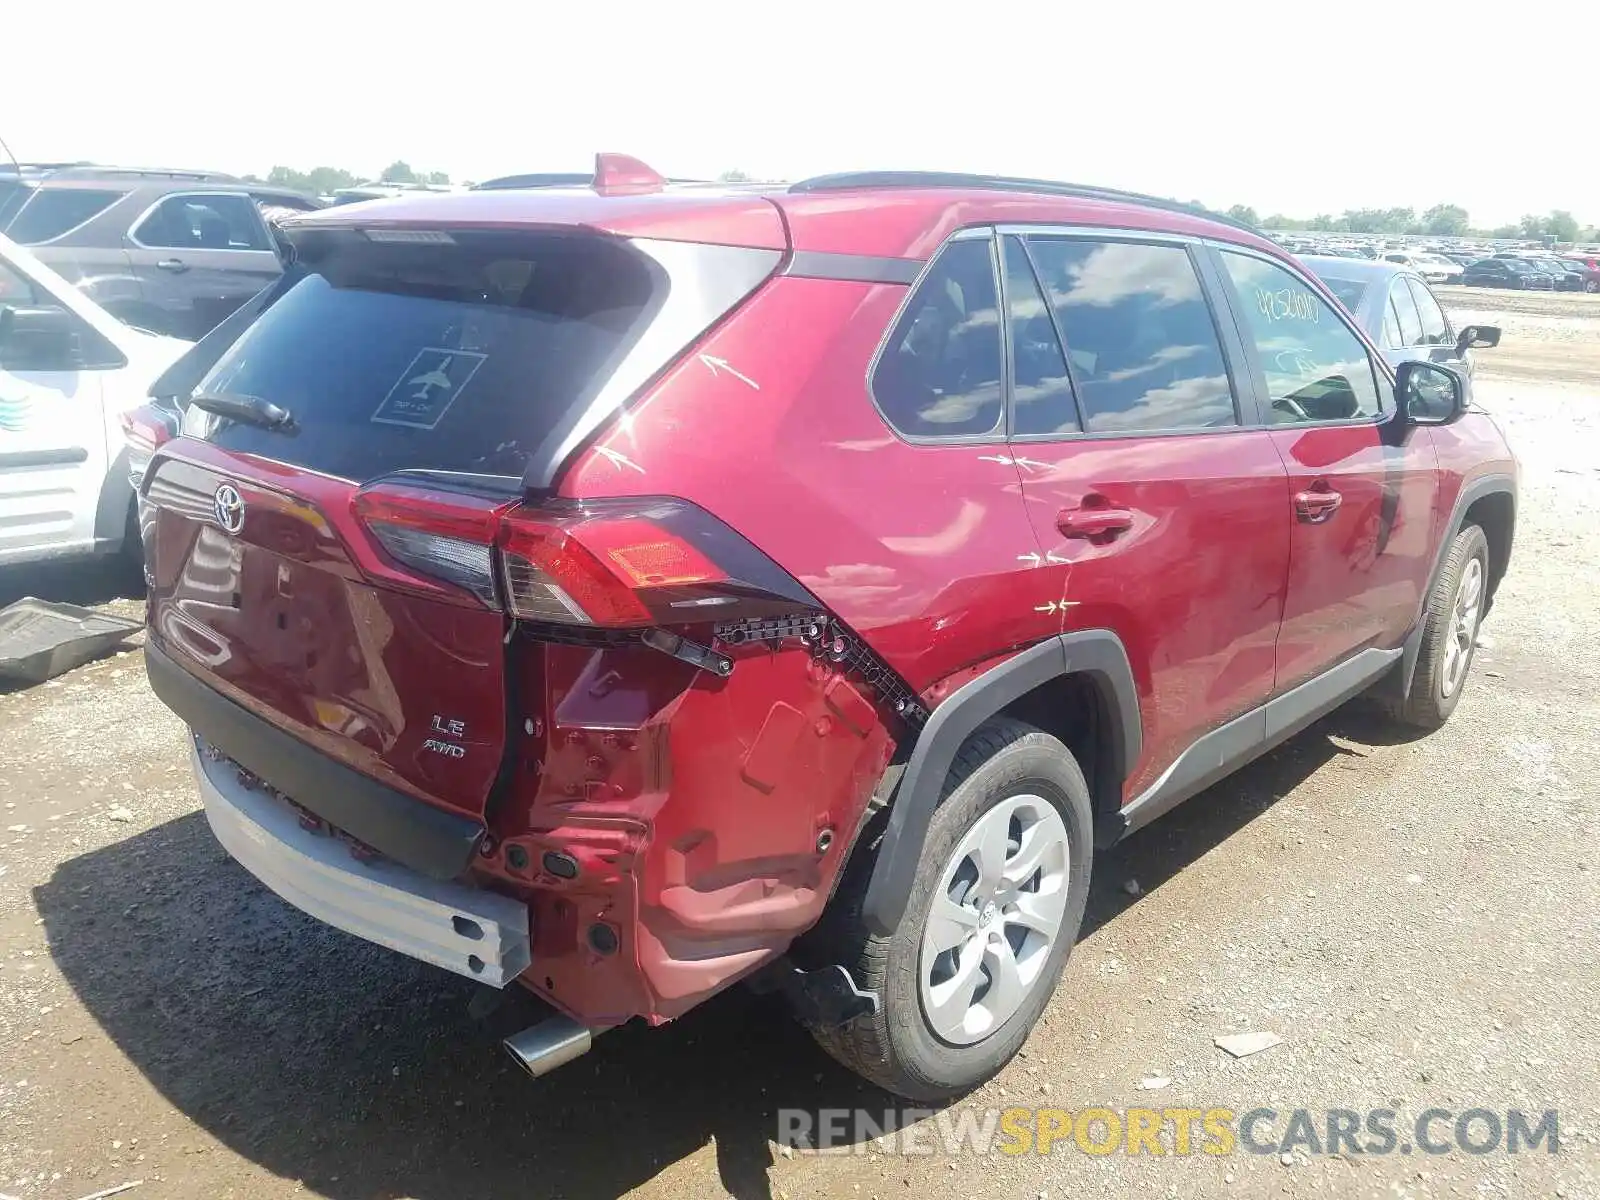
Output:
[
  {"xmin": 0, "ymin": 304, "xmax": 80, "ymax": 370},
  {"xmin": 1397, "ymin": 360, "xmax": 1465, "ymax": 426},
  {"xmin": 1456, "ymin": 324, "xmax": 1501, "ymax": 351}
]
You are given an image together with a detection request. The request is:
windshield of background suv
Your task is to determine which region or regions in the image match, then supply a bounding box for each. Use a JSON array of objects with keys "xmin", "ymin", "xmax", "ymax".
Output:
[{"xmin": 195, "ymin": 228, "xmax": 662, "ymax": 481}]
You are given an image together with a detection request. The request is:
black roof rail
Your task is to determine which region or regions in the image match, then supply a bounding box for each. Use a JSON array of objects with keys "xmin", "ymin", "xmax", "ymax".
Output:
[
  {"xmin": 0, "ymin": 160, "xmax": 93, "ymax": 174},
  {"xmin": 787, "ymin": 171, "xmax": 1257, "ymax": 235}
]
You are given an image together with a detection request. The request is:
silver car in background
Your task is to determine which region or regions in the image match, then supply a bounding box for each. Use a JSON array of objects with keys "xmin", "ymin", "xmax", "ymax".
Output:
[{"xmin": 1300, "ymin": 255, "xmax": 1499, "ymax": 375}]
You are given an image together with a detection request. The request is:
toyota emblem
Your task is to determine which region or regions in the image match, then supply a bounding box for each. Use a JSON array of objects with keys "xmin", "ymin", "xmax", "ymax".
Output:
[{"xmin": 213, "ymin": 483, "xmax": 246, "ymax": 534}]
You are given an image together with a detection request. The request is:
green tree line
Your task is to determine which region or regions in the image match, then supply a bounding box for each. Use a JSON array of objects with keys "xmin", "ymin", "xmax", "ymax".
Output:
[
  {"xmin": 1222, "ymin": 202, "xmax": 1594, "ymax": 243},
  {"xmin": 243, "ymin": 161, "xmax": 454, "ymax": 194}
]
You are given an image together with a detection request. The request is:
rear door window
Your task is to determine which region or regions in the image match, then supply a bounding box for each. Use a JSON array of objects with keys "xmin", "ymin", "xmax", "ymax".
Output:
[
  {"xmin": 1389, "ymin": 279, "xmax": 1424, "ymax": 346},
  {"xmin": 1025, "ymin": 237, "xmax": 1237, "ymax": 433},
  {"xmin": 194, "ymin": 229, "xmax": 661, "ymax": 480},
  {"xmin": 1406, "ymin": 278, "xmax": 1451, "ymax": 345},
  {"xmin": 133, "ymin": 193, "xmax": 271, "ymax": 251},
  {"xmin": 872, "ymin": 237, "xmax": 1004, "ymax": 439},
  {"xmin": 5, "ymin": 188, "xmax": 125, "ymax": 244},
  {"xmin": 1002, "ymin": 236, "xmax": 1078, "ymax": 436},
  {"xmin": 1381, "ymin": 296, "xmax": 1403, "ymax": 349}
]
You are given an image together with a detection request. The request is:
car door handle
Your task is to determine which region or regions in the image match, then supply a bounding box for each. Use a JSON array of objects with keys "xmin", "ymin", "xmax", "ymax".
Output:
[
  {"xmin": 155, "ymin": 259, "xmax": 189, "ymax": 273},
  {"xmin": 1056, "ymin": 506, "xmax": 1134, "ymax": 540},
  {"xmin": 1294, "ymin": 487, "xmax": 1343, "ymax": 523}
]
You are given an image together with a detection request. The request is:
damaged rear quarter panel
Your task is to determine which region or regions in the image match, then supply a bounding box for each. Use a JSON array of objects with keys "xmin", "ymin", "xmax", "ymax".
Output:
[{"xmin": 474, "ymin": 636, "xmax": 894, "ymax": 1025}]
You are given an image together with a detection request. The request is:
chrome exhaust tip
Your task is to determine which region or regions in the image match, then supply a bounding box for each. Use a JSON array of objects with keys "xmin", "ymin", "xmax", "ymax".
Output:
[{"xmin": 503, "ymin": 1015, "xmax": 592, "ymax": 1080}]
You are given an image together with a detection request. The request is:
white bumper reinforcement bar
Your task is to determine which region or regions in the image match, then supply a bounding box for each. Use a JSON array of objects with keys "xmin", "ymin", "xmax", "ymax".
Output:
[{"xmin": 192, "ymin": 741, "xmax": 532, "ymax": 987}]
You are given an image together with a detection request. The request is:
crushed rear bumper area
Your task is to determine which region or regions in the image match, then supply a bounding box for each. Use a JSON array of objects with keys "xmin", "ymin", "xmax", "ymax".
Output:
[
  {"xmin": 145, "ymin": 641, "xmax": 484, "ymax": 880},
  {"xmin": 192, "ymin": 740, "xmax": 532, "ymax": 987}
]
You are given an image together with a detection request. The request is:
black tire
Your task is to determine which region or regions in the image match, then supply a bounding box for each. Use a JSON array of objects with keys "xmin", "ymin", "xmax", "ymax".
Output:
[
  {"xmin": 1585, "ymin": 279, "xmax": 1598, "ymax": 294},
  {"xmin": 1385, "ymin": 524, "xmax": 1490, "ymax": 730},
  {"xmin": 121, "ymin": 500, "xmax": 143, "ymax": 565},
  {"xmin": 805, "ymin": 718, "xmax": 1093, "ymax": 1101}
]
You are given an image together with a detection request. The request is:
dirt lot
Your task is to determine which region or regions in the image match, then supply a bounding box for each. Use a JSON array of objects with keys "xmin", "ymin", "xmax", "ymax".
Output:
[{"xmin": 2, "ymin": 290, "xmax": 1597, "ymax": 1200}]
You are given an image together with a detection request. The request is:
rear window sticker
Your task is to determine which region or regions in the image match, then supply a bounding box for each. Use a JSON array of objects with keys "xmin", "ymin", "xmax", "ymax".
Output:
[{"xmin": 372, "ymin": 347, "xmax": 488, "ymax": 430}]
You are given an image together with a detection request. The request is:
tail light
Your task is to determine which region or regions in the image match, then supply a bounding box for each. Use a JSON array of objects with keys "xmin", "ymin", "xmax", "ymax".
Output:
[
  {"xmin": 121, "ymin": 402, "xmax": 180, "ymax": 489},
  {"xmin": 352, "ymin": 484, "xmax": 510, "ymax": 607},
  {"xmin": 352, "ymin": 484, "xmax": 815, "ymax": 628}
]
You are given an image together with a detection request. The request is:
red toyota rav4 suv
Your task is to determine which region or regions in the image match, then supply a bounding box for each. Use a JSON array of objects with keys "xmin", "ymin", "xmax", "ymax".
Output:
[{"xmin": 139, "ymin": 157, "xmax": 1516, "ymax": 1100}]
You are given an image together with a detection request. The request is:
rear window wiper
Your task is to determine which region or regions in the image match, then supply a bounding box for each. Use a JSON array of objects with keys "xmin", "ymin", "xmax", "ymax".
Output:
[{"xmin": 190, "ymin": 391, "xmax": 297, "ymax": 433}]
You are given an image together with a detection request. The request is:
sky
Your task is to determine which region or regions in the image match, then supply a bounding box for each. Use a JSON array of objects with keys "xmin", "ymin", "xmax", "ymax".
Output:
[{"xmin": 8, "ymin": 0, "xmax": 1594, "ymax": 227}]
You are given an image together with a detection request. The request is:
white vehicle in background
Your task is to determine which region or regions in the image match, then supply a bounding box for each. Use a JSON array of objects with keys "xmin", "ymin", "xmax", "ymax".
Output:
[
  {"xmin": 1382, "ymin": 251, "xmax": 1463, "ymax": 284},
  {"xmin": 0, "ymin": 233, "xmax": 187, "ymax": 567}
]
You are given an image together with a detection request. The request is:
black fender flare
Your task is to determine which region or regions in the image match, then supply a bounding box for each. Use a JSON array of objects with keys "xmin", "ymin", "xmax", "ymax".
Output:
[
  {"xmin": 860, "ymin": 629, "xmax": 1141, "ymax": 937},
  {"xmin": 1393, "ymin": 471, "xmax": 1516, "ymax": 699}
]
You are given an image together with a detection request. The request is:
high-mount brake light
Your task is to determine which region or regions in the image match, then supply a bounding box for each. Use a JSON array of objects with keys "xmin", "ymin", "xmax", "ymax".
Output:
[
  {"xmin": 362, "ymin": 228, "xmax": 456, "ymax": 244},
  {"xmin": 353, "ymin": 484, "xmax": 510, "ymax": 607}
]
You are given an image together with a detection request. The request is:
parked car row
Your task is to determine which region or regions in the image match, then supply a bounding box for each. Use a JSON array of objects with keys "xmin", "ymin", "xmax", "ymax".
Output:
[
  {"xmin": 1377, "ymin": 250, "xmax": 1464, "ymax": 284},
  {"xmin": 1462, "ymin": 254, "xmax": 1600, "ymax": 291},
  {"xmin": 1278, "ymin": 231, "xmax": 1600, "ymax": 294},
  {"xmin": 0, "ymin": 163, "xmax": 322, "ymax": 340},
  {"xmin": 0, "ymin": 232, "xmax": 186, "ymax": 566}
]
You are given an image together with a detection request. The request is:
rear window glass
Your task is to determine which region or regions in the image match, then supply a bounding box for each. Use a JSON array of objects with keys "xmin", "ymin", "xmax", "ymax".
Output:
[
  {"xmin": 196, "ymin": 230, "xmax": 659, "ymax": 480},
  {"xmin": 872, "ymin": 238, "xmax": 1004, "ymax": 440},
  {"xmin": 1319, "ymin": 276, "xmax": 1368, "ymax": 312},
  {"xmin": 6, "ymin": 188, "xmax": 124, "ymax": 244}
]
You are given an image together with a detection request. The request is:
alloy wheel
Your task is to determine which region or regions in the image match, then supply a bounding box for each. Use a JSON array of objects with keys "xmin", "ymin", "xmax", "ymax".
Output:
[
  {"xmin": 919, "ymin": 794, "xmax": 1070, "ymax": 1045},
  {"xmin": 1441, "ymin": 557, "xmax": 1484, "ymax": 698}
]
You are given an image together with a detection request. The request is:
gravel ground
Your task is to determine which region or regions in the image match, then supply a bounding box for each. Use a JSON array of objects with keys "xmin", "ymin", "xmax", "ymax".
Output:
[{"xmin": 0, "ymin": 290, "xmax": 1596, "ymax": 1200}]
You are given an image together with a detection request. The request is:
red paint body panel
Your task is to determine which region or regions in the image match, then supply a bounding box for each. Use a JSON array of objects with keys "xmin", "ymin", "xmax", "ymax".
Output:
[
  {"xmin": 1269, "ymin": 423, "xmax": 1440, "ymax": 688},
  {"xmin": 144, "ymin": 443, "xmax": 508, "ymax": 821},
  {"xmin": 470, "ymin": 638, "xmax": 892, "ymax": 1025},
  {"xmin": 561, "ymin": 276, "xmax": 1057, "ymax": 691},
  {"xmin": 1005, "ymin": 431, "xmax": 1290, "ymax": 798}
]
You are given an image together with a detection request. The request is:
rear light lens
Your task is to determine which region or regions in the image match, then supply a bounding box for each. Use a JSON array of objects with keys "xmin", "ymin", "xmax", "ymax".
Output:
[
  {"xmin": 121, "ymin": 402, "xmax": 180, "ymax": 489},
  {"xmin": 499, "ymin": 507, "xmax": 729, "ymax": 626},
  {"xmin": 353, "ymin": 487, "xmax": 814, "ymax": 627},
  {"xmin": 353, "ymin": 484, "xmax": 511, "ymax": 607}
]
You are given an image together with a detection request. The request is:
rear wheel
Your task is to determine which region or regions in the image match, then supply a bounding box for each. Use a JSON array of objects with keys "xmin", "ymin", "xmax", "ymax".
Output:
[
  {"xmin": 807, "ymin": 718, "xmax": 1093, "ymax": 1101},
  {"xmin": 1384, "ymin": 523, "xmax": 1490, "ymax": 730},
  {"xmin": 1586, "ymin": 279, "xmax": 1598, "ymax": 294}
]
